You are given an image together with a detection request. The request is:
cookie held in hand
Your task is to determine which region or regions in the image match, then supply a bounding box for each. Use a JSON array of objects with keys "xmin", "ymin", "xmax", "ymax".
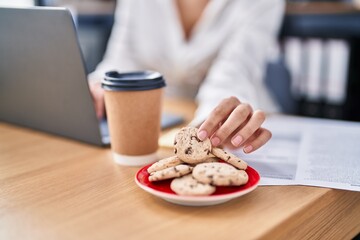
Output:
[{"xmin": 174, "ymin": 127, "xmax": 213, "ymax": 164}]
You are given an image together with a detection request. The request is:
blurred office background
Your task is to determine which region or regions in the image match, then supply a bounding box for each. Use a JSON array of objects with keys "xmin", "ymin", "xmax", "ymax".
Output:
[{"xmin": 1, "ymin": 0, "xmax": 360, "ymax": 122}]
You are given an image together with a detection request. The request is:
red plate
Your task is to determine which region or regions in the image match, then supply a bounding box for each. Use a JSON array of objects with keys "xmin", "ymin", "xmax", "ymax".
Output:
[{"xmin": 135, "ymin": 162, "xmax": 260, "ymax": 206}]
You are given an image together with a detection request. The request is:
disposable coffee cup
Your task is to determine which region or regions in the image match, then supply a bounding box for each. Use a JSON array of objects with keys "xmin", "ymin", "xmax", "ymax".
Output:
[{"xmin": 102, "ymin": 71, "xmax": 166, "ymax": 166}]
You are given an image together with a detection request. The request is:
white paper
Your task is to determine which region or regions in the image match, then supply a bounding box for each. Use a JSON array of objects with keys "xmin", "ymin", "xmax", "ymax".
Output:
[{"xmin": 231, "ymin": 115, "xmax": 360, "ymax": 191}]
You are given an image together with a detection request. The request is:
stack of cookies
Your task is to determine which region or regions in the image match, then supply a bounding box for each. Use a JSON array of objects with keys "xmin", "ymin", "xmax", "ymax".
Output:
[{"xmin": 148, "ymin": 127, "xmax": 249, "ymax": 196}]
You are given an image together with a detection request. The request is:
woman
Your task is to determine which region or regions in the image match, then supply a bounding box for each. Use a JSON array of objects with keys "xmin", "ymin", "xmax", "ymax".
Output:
[{"xmin": 89, "ymin": 0, "xmax": 285, "ymax": 153}]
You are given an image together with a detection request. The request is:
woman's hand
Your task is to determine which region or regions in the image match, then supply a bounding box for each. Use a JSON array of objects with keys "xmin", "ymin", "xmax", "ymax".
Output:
[
  {"xmin": 197, "ymin": 96, "xmax": 271, "ymax": 153},
  {"xmin": 89, "ymin": 81, "xmax": 105, "ymax": 119}
]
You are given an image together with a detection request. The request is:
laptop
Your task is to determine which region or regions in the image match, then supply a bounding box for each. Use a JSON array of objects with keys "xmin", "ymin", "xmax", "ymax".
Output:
[{"xmin": 0, "ymin": 7, "xmax": 183, "ymax": 146}]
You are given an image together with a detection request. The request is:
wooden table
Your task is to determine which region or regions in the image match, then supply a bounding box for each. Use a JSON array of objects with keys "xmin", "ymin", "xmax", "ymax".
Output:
[{"xmin": 0, "ymin": 99, "xmax": 359, "ymax": 240}]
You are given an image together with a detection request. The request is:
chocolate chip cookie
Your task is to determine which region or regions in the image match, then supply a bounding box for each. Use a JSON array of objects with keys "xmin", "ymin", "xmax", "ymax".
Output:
[
  {"xmin": 212, "ymin": 147, "xmax": 247, "ymax": 170},
  {"xmin": 192, "ymin": 162, "xmax": 248, "ymax": 186},
  {"xmin": 147, "ymin": 155, "xmax": 183, "ymax": 174},
  {"xmin": 170, "ymin": 174, "xmax": 216, "ymax": 196},
  {"xmin": 174, "ymin": 127, "xmax": 212, "ymax": 164},
  {"xmin": 148, "ymin": 164, "xmax": 193, "ymax": 182}
]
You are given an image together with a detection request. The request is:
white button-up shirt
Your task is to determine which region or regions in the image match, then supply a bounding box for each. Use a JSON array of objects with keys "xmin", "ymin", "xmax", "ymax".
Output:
[{"xmin": 89, "ymin": 0, "xmax": 285, "ymax": 125}]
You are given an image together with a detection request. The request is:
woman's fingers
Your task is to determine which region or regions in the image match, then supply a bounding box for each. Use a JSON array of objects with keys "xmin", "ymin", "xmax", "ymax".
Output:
[
  {"xmin": 197, "ymin": 96, "xmax": 271, "ymax": 152},
  {"xmin": 242, "ymin": 128, "xmax": 272, "ymax": 153},
  {"xmin": 95, "ymin": 93, "xmax": 105, "ymax": 119},
  {"xmin": 89, "ymin": 82, "xmax": 105, "ymax": 119},
  {"xmin": 210, "ymin": 103, "xmax": 253, "ymax": 146},
  {"xmin": 198, "ymin": 96, "xmax": 241, "ymax": 141},
  {"xmin": 230, "ymin": 110, "xmax": 266, "ymax": 147}
]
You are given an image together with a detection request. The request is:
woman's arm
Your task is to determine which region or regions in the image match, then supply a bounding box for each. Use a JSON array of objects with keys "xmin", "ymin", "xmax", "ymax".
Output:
[{"xmin": 194, "ymin": 0, "xmax": 285, "ymax": 151}]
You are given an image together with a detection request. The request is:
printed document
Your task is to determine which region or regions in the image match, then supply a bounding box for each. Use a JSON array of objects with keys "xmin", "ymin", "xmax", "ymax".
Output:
[{"xmin": 232, "ymin": 115, "xmax": 360, "ymax": 191}]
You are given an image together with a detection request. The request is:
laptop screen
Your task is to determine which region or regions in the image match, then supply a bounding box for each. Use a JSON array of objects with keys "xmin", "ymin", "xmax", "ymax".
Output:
[{"xmin": 0, "ymin": 7, "xmax": 105, "ymax": 146}]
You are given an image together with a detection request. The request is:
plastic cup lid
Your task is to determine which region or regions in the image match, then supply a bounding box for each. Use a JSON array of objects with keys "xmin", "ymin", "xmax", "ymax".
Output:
[{"xmin": 101, "ymin": 71, "xmax": 166, "ymax": 91}]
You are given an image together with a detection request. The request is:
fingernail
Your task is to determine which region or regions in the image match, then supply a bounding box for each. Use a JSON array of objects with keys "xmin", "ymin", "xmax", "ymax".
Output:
[
  {"xmin": 198, "ymin": 130, "xmax": 208, "ymax": 141},
  {"xmin": 231, "ymin": 135, "xmax": 243, "ymax": 147},
  {"xmin": 211, "ymin": 137, "xmax": 221, "ymax": 146},
  {"xmin": 243, "ymin": 145, "xmax": 253, "ymax": 153}
]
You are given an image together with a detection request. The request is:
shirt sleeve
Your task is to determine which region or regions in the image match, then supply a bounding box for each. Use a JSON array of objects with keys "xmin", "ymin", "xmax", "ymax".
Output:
[
  {"xmin": 191, "ymin": 0, "xmax": 285, "ymax": 127},
  {"xmin": 88, "ymin": 0, "xmax": 139, "ymax": 83}
]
